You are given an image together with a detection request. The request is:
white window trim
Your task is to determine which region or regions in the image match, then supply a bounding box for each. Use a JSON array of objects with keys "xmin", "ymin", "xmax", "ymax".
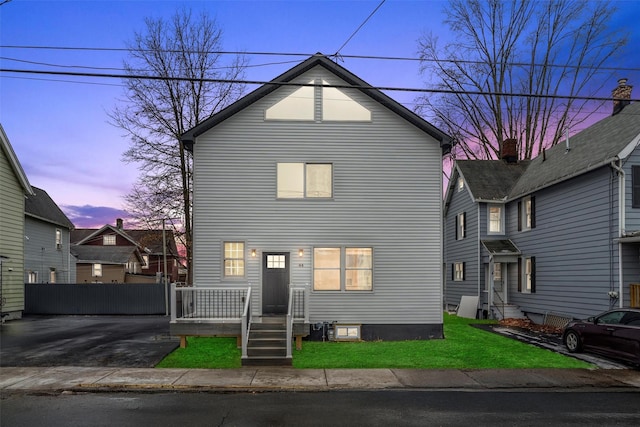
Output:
[
  {"xmin": 456, "ymin": 213, "xmax": 465, "ymax": 240},
  {"xmin": 223, "ymin": 241, "xmax": 246, "ymax": 279},
  {"xmin": 454, "ymin": 262, "xmax": 464, "ymax": 282},
  {"xmin": 277, "ymin": 162, "xmax": 333, "ymax": 199},
  {"xmin": 313, "ymin": 247, "xmax": 373, "ymax": 292},
  {"xmin": 522, "ymin": 257, "xmax": 533, "ymax": 293},
  {"xmin": 521, "ymin": 196, "xmax": 533, "ymax": 231},
  {"xmin": 487, "ymin": 204, "xmax": 504, "ymax": 235}
]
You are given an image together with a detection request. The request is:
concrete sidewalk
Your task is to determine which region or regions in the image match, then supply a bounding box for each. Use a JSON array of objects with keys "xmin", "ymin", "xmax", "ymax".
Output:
[{"xmin": 1, "ymin": 366, "xmax": 639, "ymax": 393}]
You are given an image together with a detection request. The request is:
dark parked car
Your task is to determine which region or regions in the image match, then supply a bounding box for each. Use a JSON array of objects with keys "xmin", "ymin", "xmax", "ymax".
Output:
[{"xmin": 563, "ymin": 308, "xmax": 640, "ymax": 366}]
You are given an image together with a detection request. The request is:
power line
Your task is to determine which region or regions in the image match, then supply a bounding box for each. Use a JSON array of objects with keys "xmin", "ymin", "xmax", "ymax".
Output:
[
  {"xmin": 2, "ymin": 67, "xmax": 639, "ymax": 104},
  {"xmin": 2, "ymin": 45, "xmax": 639, "ymax": 72},
  {"xmin": 334, "ymin": 0, "xmax": 386, "ymax": 58}
]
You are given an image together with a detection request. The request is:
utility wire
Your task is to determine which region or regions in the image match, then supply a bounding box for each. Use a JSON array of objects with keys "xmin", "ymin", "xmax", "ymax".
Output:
[
  {"xmin": 2, "ymin": 67, "xmax": 639, "ymax": 104},
  {"xmin": 3, "ymin": 45, "xmax": 638, "ymax": 72},
  {"xmin": 333, "ymin": 0, "xmax": 386, "ymax": 59}
]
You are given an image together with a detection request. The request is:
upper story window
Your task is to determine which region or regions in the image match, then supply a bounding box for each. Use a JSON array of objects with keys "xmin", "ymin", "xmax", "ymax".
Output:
[
  {"xmin": 277, "ymin": 163, "xmax": 332, "ymax": 198},
  {"xmin": 456, "ymin": 212, "xmax": 466, "ymax": 240},
  {"xmin": 313, "ymin": 247, "xmax": 373, "ymax": 291},
  {"xmin": 142, "ymin": 255, "xmax": 149, "ymax": 269},
  {"xmin": 488, "ymin": 205, "xmax": 504, "ymax": 234},
  {"xmin": 265, "ymin": 79, "xmax": 371, "ymax": 122},
  {"xmin": 457, "ymin": 177, "xmax": 464, "ymax": 192},
  {"xmin": 518, "ymin": 196, "xmax": 535, "ymax": 231},
  {"xmin": 633, "ymin": 165, "xmax": 640, "ymax": 208},
  {"xmin": 55, "ymin": 229, "xmax": 62, "ymax": 249},
  {"xmin": 49, "ymin": 268, "xmax": 56, "ymax": 283},
  {"xmin": 103, "ymin": 235, "xmax": 116, "ymax": 245},
  {"xmin": 224, "ymin": 241, "xmax": 245, "ymax": 277}
]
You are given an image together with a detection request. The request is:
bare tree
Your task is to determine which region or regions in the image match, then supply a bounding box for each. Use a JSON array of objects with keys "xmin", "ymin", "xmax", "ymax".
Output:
[
  {"xmin": 110, "ymin": 8, "xmax": 247, "ymax": 283},
  {"xmin": 417, "ymin": 0, "xmax": 627, "ymax": 161}
]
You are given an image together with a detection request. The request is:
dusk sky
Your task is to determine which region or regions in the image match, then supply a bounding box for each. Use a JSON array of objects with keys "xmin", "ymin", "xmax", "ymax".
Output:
[{"xmin": 1, "ymin": 0, "xmax": 639, "ymax": 228}]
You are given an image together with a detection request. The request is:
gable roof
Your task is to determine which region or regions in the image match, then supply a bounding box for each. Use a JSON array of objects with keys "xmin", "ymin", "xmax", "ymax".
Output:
[
  {"xmin": 25, "ymin": 187, "xmax": 74, "ymax": 229},
  {"xmin": 509, "ymin": 101, "xmax": 640, "ymax": 198},
  {"xmin": 72, "ymin": 224, "xmax": 139, "ymax": 246},
  {"xmin": 181, "ymin": 53, "xmax": 451, "ymax": 153},
  {"xmin": 456, "ymin": 160, "xmax": 531, "ymax": 201},
  {"xmin": 447, "ymin": 101, "xmax": 640, "ymax": 208},
  {"xmin": 70, "ymin": 245, "xmax": 142, "ymax": 265},
  {"xmin": 1, "ymin": 123, "xmax": 33, "ymax": 196},
  {"xmin": 71, "ymin": 227, "xmax": 179, "ymax": 257}
]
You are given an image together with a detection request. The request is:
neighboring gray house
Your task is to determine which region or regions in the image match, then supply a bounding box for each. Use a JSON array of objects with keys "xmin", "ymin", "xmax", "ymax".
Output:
[
  {"xmin": 177, "ymin": 53, "xmax": 451, "ymax": 360},
  {"xmin": 1, "ymin": 124, "xmax": 34, "ymax": 320},
  {"xmin": 444, "ymin": 80, "xmax": 640, "ymax": 322},
  {"xmin": 25, "ymin": 187, "xmax": 76, "ymax": 284}
]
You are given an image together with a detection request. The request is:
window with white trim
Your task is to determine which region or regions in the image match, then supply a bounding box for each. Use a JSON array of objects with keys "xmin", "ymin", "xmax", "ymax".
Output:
[
  {"xmin": 488, "ymin": 205, "xmax": 503, "ymax": 234},
  {"xmin": 55, "ymin": 229, "xmax": 62, "ymax": 249},
  {"xmin": 313, "ymin": 247, "xmax": 372, "ymax": 291},
  {"xmin": 224, "ymin": 242, "xmax": 245, "ymax": 277},
  {"xmin": 518, "ymin": 256, "xmax": 536, "ymax": 293},
  {"xmin": 49, "ymin": 268, "xmax": 56, "ymax": 283},
  {"xmin": 453, "ymin": 262, "xmax": 465, "ymax": 281},
  {"xmin": 277, "ymin": 163, "xmax": 332, "ymax": 198},
  {"xmin": 27, "ymin": 271, "xmax": 38, "ymax": 283},
  {"xmin": 103, "ymin": 235, "xmax": 116, "ymax": 245},
  {"xmin": 456, "ymin": 212, "xmax": 466, "ymax": 240},
  {"xmin": 92, "ymin": 263, "xmax": 102, "ymax": 277},
  {"xmin": 457, "ymin": 177, "xmax": 464, "ymax": 192},
  {"xmin": 519, "ymin": 196, "xmax": 535, "ymax": 231}
]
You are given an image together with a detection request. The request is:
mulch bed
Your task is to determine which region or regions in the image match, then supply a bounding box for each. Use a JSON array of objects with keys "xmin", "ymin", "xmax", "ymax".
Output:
[{"xmin": 498, "ymin": 318, "xmax": 563, "ymax": 335}]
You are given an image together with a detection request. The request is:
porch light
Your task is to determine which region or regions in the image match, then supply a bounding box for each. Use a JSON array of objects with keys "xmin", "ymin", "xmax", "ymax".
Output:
[
  {"xmin": 251, "ymin": 249, "xmax": 257, "ymax": 257},
  {"xmin": 298, "ymin": 249, "xmax": 304, "ymax": 257}
]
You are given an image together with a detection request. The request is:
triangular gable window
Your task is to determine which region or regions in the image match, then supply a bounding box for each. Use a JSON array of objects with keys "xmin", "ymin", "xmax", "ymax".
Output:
[
  {"xmin": 265, "ymin": 79, "xmax": 371, "ymax": 122},
  {"xmin": 265, "ymin": 83, "xmax": 314, "ymax": 121},
  {"xmin": 322, "ymin": 80, "xmax": 371, "ymax": 121}
]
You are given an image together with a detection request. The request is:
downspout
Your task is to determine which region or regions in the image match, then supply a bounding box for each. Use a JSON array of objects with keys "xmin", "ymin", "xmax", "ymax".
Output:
[
  {"xmin": 611, "ymin": 160, "xmax": 625, "ymax": 308},
  {"xmin": 477, "ymin": 203, "xmax": 482, "ymax": 317}
]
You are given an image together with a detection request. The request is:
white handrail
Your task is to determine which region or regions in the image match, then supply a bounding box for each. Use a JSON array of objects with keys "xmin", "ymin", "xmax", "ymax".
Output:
[
  {"xmin": 286, "ymin": 285, "xmax": 294, "ymax": 358},
  {"xmin": 241, "ymin": 287, "xmax": 252, "ymax": 359}
]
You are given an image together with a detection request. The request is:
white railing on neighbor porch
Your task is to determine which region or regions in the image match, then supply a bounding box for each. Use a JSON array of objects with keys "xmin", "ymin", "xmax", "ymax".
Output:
[{"xmin": 171, "ymin": 283, "xmax": 250, "ymax": 322}]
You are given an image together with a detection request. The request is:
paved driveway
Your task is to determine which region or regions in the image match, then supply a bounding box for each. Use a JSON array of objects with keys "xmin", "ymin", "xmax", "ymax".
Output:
[{"xmin": 0, "ymin": 315, "xmax": 178, "ymax": 368}]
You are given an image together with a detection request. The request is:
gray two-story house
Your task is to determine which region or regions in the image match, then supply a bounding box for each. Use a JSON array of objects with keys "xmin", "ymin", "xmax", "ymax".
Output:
[
  {"xmin": 444, "ymin": 80, "xmax": 640, "ymax": 323},
  {"xmin": 177, "ymin": 54, "xmax": 451, "ymax": 361},
  {"xmin": 25, "ymin": 187, "xmax": 76, "ymax": 284}
]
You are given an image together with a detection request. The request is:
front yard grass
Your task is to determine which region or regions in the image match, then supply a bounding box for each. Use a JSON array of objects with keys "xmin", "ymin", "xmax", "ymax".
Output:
[{"xmin": 156, "ymin": 313, "xmax": 592, "ymax": 369}]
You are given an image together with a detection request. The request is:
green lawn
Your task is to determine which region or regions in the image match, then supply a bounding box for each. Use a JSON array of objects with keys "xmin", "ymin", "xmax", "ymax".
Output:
[{"xmin": 156, "ymin": 313, "xmax": 592, "ymax": 369}]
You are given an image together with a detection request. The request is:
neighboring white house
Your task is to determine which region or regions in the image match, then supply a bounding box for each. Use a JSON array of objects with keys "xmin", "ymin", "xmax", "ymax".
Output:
[{"xmin": 175, "ymin": 54, "xmax": 451, "ymax": 362}]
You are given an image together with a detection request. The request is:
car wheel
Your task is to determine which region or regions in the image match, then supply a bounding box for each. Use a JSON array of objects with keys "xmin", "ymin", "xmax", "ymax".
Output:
[{"xmin": 564, "ymin": 330, "xmax": 582, "ymax": 353}]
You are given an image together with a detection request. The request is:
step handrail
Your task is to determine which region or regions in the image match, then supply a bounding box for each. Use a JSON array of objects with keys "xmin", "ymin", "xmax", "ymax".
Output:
[{"xmin": 241, "ymin": 287, "xmax": 252, "ymax": 359}]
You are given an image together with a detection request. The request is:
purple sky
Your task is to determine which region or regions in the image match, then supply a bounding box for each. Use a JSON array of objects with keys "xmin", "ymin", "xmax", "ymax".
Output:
[{"xmin": 1, "ymin": 0, "xmax": 639, "ymax": 228}]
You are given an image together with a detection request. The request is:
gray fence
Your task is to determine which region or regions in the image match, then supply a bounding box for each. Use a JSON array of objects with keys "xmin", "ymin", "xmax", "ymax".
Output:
[{"xmin": 25, "ymin": 283, "xmax": 167, "ymax": 315}]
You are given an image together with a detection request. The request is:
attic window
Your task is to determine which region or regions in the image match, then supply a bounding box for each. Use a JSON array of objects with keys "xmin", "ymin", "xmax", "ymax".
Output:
[
  {"xmin": 265, "ymin": 83, "xmax": 314, "ymax": 120},
  {"xmin": 103, "ymin": 235, "xmax": 116, "ymax": 245},
  {"xmin": 265, "ymin": 79, "xmax": 371, "ymax": 122},
  {"xmin": 457, "ymin": 177, "xmax": 464, "ymax": 191}
]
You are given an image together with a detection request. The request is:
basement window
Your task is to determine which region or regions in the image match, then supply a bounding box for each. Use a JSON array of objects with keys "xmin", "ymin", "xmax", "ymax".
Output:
[{"xmin": 334, "ymin": 324, "xmax": 361, "ymax": 341}]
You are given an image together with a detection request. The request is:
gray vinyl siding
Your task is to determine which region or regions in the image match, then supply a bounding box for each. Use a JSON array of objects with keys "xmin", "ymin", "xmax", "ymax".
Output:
[
  {"xmin": 24, "ymin": 217, "xmax": 75, "ymax": 283},
  {"xmin": 508, "ymin": 166, "xmax": 618, "ymax": 319},
  {"xmin": 443, "ymin": 184, "xmax": 478, "ymax": 309},
  {"xmin": 0, "ymin": 147, "xmax": 26, "ymax": 314},
  {"xmin": 193, "ymin": 66, "xmax": 443, "ymax": 325}
]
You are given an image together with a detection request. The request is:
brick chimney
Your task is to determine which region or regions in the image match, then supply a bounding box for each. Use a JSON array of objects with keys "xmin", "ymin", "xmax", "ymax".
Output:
[
  {"xmin": 116, "ymin": 218, "xmax": 123, "ymax": 230},
  {"xmin": 501, "ymin": 139, "xmax": 518, "ymax": 163},
  {"xmin": 612, "ymin": 78, "xmax": 632, "ymax": 115}
]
